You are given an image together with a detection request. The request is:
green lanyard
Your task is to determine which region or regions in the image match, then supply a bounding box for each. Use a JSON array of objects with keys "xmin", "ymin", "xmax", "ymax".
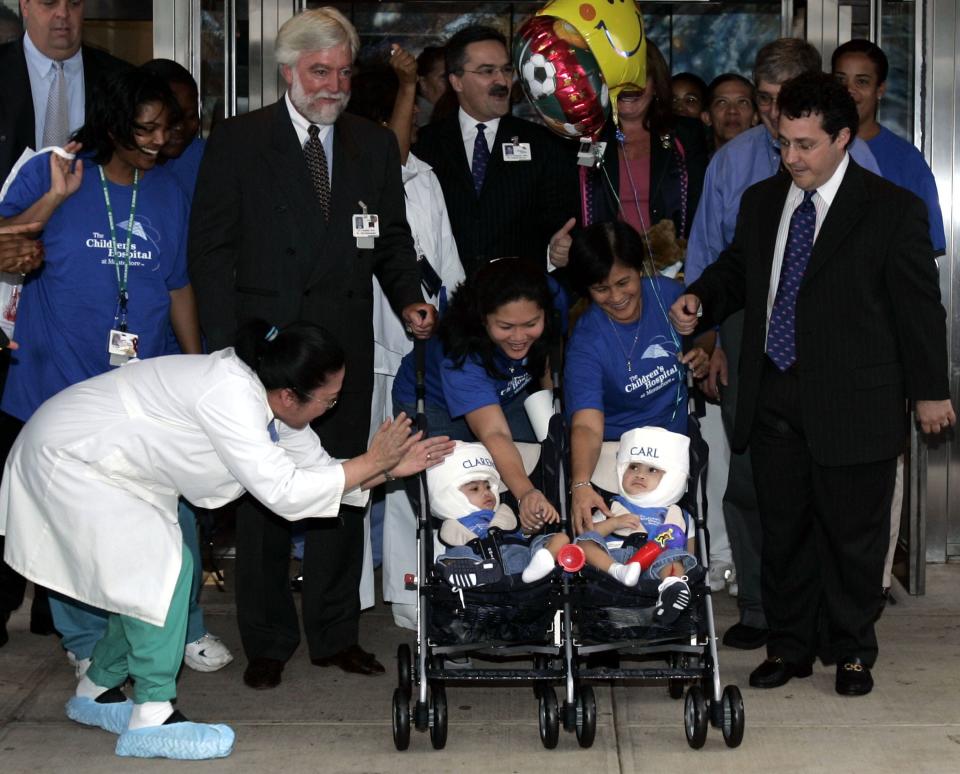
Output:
[{"xmin": 97, "ymin": 166, "xmax": 140, "ymax": 332}]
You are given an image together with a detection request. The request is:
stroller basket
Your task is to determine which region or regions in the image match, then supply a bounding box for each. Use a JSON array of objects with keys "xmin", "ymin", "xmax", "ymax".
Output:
[{"xmin": 427, "ymin": 572, "xmax": 561, "ymax": 646}]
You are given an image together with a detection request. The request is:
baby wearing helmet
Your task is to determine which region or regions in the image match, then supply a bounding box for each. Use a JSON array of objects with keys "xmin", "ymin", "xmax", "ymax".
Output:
[
  {"xmin": 430, "ymin": 442, "xmax": 570, "ymax": 585},
  {"xmin": 575, "ymin": 426, "xmax": 698, "ymax": 623}
]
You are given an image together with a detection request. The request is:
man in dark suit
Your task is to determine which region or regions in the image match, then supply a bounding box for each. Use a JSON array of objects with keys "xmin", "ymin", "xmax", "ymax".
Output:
[
  {"xmin": 413, "ymin": 25, "xmax": 577, "ymax": 276},
  {"xmin": 0, "ymin": 0, "xmax": 124, "ymax": 648},
  {"xmin": 189, "ymin": 7, "xmax": 435, "ymax": 688},
  {"xmin": 669, "ymin": 72, "xmax": 954, "ymax": 696},
  {"xmin": 0, "ymin": 0, "xmax": 125, "ymax": 181}
]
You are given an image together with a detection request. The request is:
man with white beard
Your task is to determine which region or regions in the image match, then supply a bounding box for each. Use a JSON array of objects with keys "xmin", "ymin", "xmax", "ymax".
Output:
[{"xmin": 189, "ymin": 7, "xmax": 435, "ymax": 689}]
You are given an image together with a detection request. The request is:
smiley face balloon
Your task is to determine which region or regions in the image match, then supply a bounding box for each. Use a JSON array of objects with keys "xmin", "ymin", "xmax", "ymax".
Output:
[{"xmin": 537, "ymin": 0, "xmax": 647, "ymax": 123}]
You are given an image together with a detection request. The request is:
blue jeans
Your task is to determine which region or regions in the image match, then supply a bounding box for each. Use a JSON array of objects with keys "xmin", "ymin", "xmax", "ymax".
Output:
[{"xmin": 50, "ymin": 499, "xmax": 207, "ymax": 659}]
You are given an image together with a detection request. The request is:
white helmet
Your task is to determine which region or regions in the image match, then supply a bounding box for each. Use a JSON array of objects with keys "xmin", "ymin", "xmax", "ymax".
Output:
[
  {"xmin": 615, "ymin": 426, "xmax": 689, "ymax": 508},
  {"xmin": 426, "ymin": 441, "xmax": 503, "ymax": 519}
]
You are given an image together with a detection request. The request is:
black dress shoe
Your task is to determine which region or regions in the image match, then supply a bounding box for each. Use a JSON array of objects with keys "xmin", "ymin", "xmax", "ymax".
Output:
[
  {"xmin": 836, "ymin": 658, "xmax": 873, "ymax": 696},
  {"xmin": 749, "ymin": 657, "xmax": 813, "ymax": 689},
  {"xmin": 722, "ymin": 622, "xmax": 768, "ymax": 650},
  {"xmin": 312, "ymin": 644, "xmax": 385, "ymax": 675},
  {"xmin": 243, "ymin": 656, "xmax": 285, "ymax": 689},
  {"xmin": 0, "ymin": 611, "xmax": 9, "ymax": 648}
]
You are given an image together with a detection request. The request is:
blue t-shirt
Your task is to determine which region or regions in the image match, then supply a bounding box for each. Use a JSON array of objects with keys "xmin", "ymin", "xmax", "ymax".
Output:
[
  {"xmin": 564, "ymin": 277, "xmax": 687, "ymax": 438},
  {"xmin": 162, "ymin": 136, "xmax": 205, "ymax": 202},
  {"xmin": 866, "ymin": 126, "xmax": 945, "ymax": 254},
  {"xmin": 441, "ymin": 348, "xmax": 532, "ymax": 419},
  {"xmin": 393, "ymin": 339, "xmax": 532, "ymax": 419},
  {"xmin": 0, "ymin": 153, "xmax": 191, "ymax": 420}
]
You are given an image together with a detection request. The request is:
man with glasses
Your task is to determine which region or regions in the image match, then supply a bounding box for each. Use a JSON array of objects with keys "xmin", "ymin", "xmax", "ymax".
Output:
[
  {"xmin": 682, "ymin": 38, "xmax": 880, "ymax": 654},
  {"xmin": 671, "ymin": 71, "xmax": 952, "ymax": 697},
  {"xmin": 189, "ymin": 7, "xmax": 435, "ymax": 689},
  {"xmin": 413, "ymin": 25, "xmax": 577, "ymax": 276}
]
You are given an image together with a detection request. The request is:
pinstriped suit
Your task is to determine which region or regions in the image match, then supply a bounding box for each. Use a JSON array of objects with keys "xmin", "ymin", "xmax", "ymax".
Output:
[
  {"xmin": 688, "ymin": 159, "xmax": 949, "ymax": 667},
  {"xmin": 413, "ymin": 113, "xmax": 578, "ymax": 276}
]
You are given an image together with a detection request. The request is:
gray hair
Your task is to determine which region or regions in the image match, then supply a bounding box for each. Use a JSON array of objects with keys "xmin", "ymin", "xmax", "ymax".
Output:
[
  {"xmin": 275, "ymin": 7, "xmax": 360, "ymax": 67},
  {"xmin": 753, "ymin": 38, "xmax": 822, "ymax": 86}
]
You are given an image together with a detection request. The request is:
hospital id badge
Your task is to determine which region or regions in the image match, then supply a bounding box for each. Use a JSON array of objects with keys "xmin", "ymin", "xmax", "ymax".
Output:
[
  {"xmin": 502, "ymin": 142, "xmax": 531, "ymax": 161},
  {"xmin": 108, "ymin": 328, "xmax": 139, "ymax": 366},
  {"xmin": 352, "ymin": 212, "xmax": 379, "ymax": 249}
]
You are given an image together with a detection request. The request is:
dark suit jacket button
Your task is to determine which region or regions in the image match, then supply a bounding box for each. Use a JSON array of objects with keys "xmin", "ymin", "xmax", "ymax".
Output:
[
  {"xmin": 303, "ymin": 289, "xmax": 311, "ymax": 297},
  {"xmin": 285, "ymin": 247, "xmax": 296, "ymax": 255},
  {"xmin": 346, "ymin": 290, "xmax": 354, "ymax": 299}
]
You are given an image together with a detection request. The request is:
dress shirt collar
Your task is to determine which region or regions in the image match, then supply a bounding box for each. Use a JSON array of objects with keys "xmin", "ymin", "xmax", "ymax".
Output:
[
  {"xmin": 23, "ymin": 31, "xmax": 82, "ymax": 78},
  {"xmin": 284, "ymin": 91, "xmax": 334, "ymax": 148},
  {"xmin": 784, "ymin": 152, "xmax": 849, "ymax": 211},
  {"xmin": 458, "ymin": 107, "xmax": 500, "ymax": 142}
]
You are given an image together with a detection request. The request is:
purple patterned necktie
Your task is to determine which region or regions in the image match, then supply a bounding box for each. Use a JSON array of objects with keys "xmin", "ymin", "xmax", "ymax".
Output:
[
  {"xmin": 767, "ymin": 190, "xmax": 817, "ymax": 371},
  {"xmin": 472, "ymin": 123, "xmax": 489, "ymax": 194}
]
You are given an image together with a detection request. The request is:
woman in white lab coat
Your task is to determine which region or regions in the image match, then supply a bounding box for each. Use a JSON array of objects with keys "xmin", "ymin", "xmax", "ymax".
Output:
[{"xmin": 0, "ymin": 320, "xmax": 452, "ymax": 761}]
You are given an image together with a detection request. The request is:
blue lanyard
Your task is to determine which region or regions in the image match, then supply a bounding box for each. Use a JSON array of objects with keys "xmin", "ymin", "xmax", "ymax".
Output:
[{"xmin": 97, "ymin": 166, "xmax": 140, "ymax": 331}]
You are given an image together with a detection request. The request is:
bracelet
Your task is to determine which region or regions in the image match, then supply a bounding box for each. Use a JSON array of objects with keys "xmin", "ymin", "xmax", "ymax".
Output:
[
  {"xmin": 571, "ymin": 481, "xmax": 592, "ymax": 490},
  {"xmin": 382, "ymin": 469, "xmax": 396, "ymax": 482}
]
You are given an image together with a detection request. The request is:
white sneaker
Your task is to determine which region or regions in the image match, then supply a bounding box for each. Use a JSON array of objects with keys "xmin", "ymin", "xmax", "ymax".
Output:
[
  {"xmin": 708, "ymin": 562, "xmax": 734, "ymax": 592},
  {"xmin": 66, "ymin": 650, "xmax": 92, "ymax": 679},
  {"xmin": 184, "ymin": 633, "xmax": 234, "ymax": 672}
]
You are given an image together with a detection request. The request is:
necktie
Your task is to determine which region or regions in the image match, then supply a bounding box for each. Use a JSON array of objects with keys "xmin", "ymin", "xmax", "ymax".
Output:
[
  {"xmin": 304, "ymin": 124, "xmax": 330, "ymax": 219},
  {"xmin": 767, "ymin": 190, "xmax": 817, "ymax": 371},
  {"xmin": 42, "ymin": 61, "xmax": 69, "ymax": 147},
  {"xmin": 472, "ymin": 123, "xmax": 489, "ymax": 194}
]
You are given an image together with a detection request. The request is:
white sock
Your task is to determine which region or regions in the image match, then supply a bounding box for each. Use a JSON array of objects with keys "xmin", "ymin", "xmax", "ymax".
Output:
[
  {"xmin": 75, "ymin": 674, "xmax": 110, "ymax": 701},
  {"xmin": 128, "ymin": 701, "xmax": 174, "ymax": 730},
  {"xmin": 608, "ymin": 562, "xmax": 641, "ymax": 587},
  {"xmin": 521, "ymin": 548, "xmax": 556, "ymax": 583}
]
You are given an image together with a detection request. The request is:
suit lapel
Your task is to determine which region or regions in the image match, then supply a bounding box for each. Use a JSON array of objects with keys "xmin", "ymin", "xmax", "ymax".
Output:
[
  {"xmin": 2, "ymin": 42, "xmax": 35, "ymax": 151},
  {"xmin": 262, "ymin": 101, "xmax": 326, "ymax": 271},
  {"xmin": 804, "ymin": 159, "xmax": 868, "ymax": 283},
  {"xmin": 304, "ymin": 118, "xmax": 364, "ymax": 289},
  {"xmin": 757, "ymin": 173, "xmax": 792, "ymax": 291},
  {"xmin": 440, "ymin": 116, "xmax": 475, "ymax": 199}
]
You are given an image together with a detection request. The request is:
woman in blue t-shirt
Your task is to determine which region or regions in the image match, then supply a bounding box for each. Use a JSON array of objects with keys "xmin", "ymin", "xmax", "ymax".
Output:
[
  {"xmin": 564, "ymin": 222, "xmax": 711, "ymax": 534},
  {"xmin": 394, "ymin": 259, "xmax": 559, "ymax": 528}
]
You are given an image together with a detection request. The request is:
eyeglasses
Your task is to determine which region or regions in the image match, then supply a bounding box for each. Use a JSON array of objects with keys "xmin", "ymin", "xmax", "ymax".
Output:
[
  {"xmin": 756, "ymin": 92, "xmax": 780, "ymax": 108},
  {"xmin": 296, "ymin": 389, "xmax": 339, "ymax": 409},
  {"xmin": 779, "ymin": 137, "xmax": 828, "ymax": 154},
  {"xmin": 461, "ymin": 65, "xmax": 515, "ymax": 79}
]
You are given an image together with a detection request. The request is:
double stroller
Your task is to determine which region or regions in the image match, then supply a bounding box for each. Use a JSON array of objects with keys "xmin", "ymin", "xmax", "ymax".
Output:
[{"xmin": 390, "ymin": 349, "xmax": 745, "ymax": 751}]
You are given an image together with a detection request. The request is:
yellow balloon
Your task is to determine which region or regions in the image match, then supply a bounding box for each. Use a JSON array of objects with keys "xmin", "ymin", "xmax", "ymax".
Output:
[{"xmin": 537, "ymin": 0, "xmax": 647, "ymax": 122}]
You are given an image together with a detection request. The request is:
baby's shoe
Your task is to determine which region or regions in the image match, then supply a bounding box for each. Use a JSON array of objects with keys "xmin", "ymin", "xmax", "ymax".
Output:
[
  {"xmin": 655, "ymin": 576, "xmax": 692, "ymax": 624},
  {"xmin": 607, "ymin": 562, "xmax": 641, "ymax": 587},
  {"xmin": 521, "ymin": 548, "xmax": 557, "ymax": 583},
  {"xmin": 438, "ymin": 557, "xmax": 502, "ymax": 589}
]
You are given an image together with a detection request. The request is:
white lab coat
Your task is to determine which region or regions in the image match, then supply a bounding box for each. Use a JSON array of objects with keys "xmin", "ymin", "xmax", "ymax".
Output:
[
  {"xmin": 361, "ymin": 153, "xmax": 465, "ymax": 610},
  {"xmin": 0, "ymin": 349, "xmax": 368, "ymax": 626}
]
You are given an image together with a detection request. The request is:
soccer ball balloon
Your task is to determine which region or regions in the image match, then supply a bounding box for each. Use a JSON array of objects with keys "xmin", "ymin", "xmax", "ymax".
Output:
[{"xmin": 514, "ymin": 14, "xmax": 609, "ymax": 140}]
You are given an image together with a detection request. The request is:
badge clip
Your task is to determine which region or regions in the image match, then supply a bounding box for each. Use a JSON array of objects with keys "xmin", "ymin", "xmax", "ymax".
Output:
[{"xmin": 577, "ymin": 139, "xmax": 607, "ymax": 168}]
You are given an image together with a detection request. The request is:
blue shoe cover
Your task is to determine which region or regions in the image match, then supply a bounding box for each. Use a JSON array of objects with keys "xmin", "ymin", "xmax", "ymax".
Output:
[
  {"xmin": 65, "ymin": 695, "xmax": 134, "ymax": 735},
  {"xmin": 115, "ymin": 722, "xmax": 235, "ymax": 760}
]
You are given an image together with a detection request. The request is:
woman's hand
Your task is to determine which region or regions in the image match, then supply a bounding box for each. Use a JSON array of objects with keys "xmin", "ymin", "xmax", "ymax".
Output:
[
  {"xmin": 0, "ymin": 222, "xmax": 44, "ymax": 274},
  {"xmin": 389, "ymin": 434, "xmax": 455, "ymax": 478},
  {"xmin": 366, "ymin": 412, "xmax": 418, "ymax": 473},
  {"xmin": 518, "ymin": 488, "xmax": 559, "ymax": 532},
  {"xmin": 48, "ymin": 141, "xmax": 83, "ymax": 201},
  {"xmin": 679, "ymin": 346, "xmax": 710, "ymax": 381},
  {"xmin": 572, "ymin": 485, "xmax": 610, "ymax": 535}
]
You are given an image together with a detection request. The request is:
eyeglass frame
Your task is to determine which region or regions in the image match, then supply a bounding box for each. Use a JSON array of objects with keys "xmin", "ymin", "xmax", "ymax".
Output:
[
  {"xmin": 459, "ymin": 64, "xmax": 515, "ymax": 79},
  {"xmin": 294, "ymin": 387, "xmax": 339, "ymax": 410}
]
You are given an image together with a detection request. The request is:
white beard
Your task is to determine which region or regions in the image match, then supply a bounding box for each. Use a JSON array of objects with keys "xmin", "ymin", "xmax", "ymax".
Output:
[{"xmin": 289, "ymin": 71, "xmax": 349, "ymax": 125}]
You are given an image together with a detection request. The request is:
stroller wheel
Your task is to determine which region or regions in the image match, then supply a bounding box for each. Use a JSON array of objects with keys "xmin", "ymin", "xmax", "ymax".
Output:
[
  {"xmin": 720, "ymin": 685, "xmax": 745, "ymax": 748},
  {"xmin": 397, "ymin": 644, "xmax": 413, "ymax": 698},
  {"xmin": 575, "ymin": 685, "xmax": 597, "ymax": 749},
  {"xmin": 684, "ymin": 686, "xmax": 709, "ymax": 749},
  {"xmin": 538, "ymin": 688, "xmax": 560, "ymax": 749},
  {"xmin": 392, "ymin": 688, "xmax": 410, "ymax": 751},
  {"xmin": 429, "ymin": 685, "xmax": 448, "ymax": 750}
]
